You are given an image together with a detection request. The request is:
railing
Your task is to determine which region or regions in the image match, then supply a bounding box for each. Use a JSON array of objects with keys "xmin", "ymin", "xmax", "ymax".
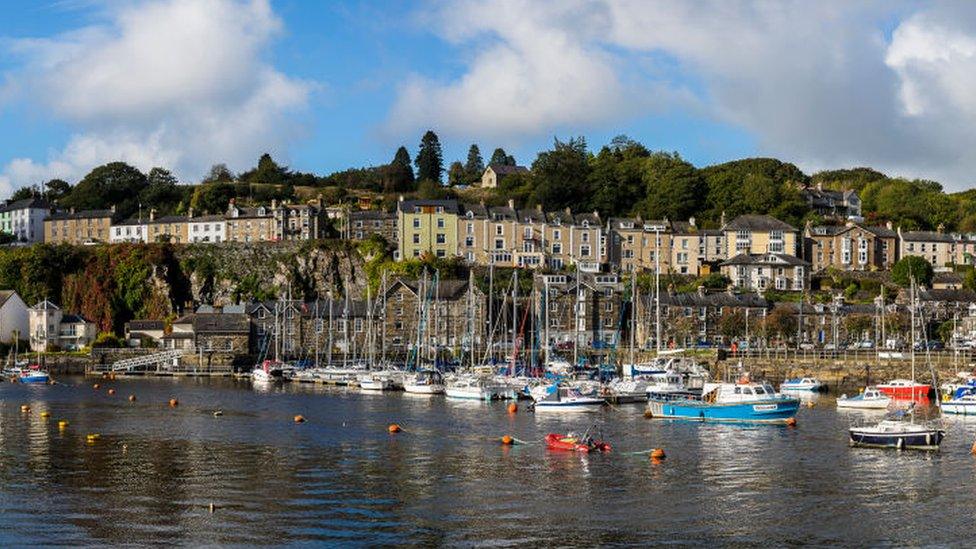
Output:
[
  {"xmin": 90, "ymin": 350, "xmax": 185, "ymax": 373},
  {"xmin": 726, "ymin": 347, "xmax": 976, "ymax": 365}
]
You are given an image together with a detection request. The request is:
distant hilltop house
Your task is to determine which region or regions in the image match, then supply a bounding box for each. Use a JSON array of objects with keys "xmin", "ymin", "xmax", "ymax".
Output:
[
  {"xmin": 0, "ymin": 197, "xmax": 50, "ymax": 244},
  {"xmin": 800, "ymin": 183, "xmax": 861, "ymax": 220},
  {"xmin": 28, "ymin": 300, "xmax": 96, "ymax": 351},
  {"xmin": 479, "ymin": 164, "xmax": 530, "ymax": 189}
]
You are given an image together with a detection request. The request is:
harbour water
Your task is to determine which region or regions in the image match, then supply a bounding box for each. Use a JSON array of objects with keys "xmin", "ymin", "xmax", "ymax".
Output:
[{"xmin": 2, "ymin": 378, "xmax": 976, "ymax": 546}]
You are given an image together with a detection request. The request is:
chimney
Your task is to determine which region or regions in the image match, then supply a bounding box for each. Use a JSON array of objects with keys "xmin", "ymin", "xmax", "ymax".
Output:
[
  {"xmin": 535, "ymin": 203, "xmax": 542, "ymax": 213},
  {"xmin": 564, "ymin": 207, "xmax": 572, "ymax": 216},
  {"xmin": 817, "ymin": 181, "xmax": 823, "ymax": 191},
  {"xmin": 149, "ymin": 208, "xmax": 156, "ymax": 222},
  {"xmin": 886, "ymin": 220, "xmax": 893, "ymax": 230},
  {"xmin": 188, "ymin": 207, "xmax": 194, "ymax": 219},
  {"xmin": 70, "ymin": 207, "xmax": 75, "ymax": 214},
  {"xmin": 697, "ymin": 285, "xmax": 706, "ymax": 297},
  {"xmin": 938, "ymin": 223, "xmax": 945, "ymax": 234},
  {"xmin": 689, "ymin": 216, "xmax": 696, "ymax": 227},
  {"xmin": 508, "ymin": 198, "xmax": 515, "ymax": 210},
  {"xmin": 271, "ymin": 199, "xmax": 278, "ymax": 210},
  {"xmin": 110, "ymin": 204, "xmax": 116, "ymax": 213},
  {"xmin": 720, "ymin": 211, "xmax": 726, "ymax": 228}
]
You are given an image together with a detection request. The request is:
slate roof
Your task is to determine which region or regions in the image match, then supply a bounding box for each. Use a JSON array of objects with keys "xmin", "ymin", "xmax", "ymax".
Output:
[
  {"xmin": 724, "ymin": 214, "xmax": 796, "ymax": 232},
  {"xmin": 487, "ymin": 164, "xmax": 529, "ymax": 176},
  {"xmin": 0, "ymin": 198, "xmax": 49, "ymax": 212},
  {"xmin": 174, "ymin": 313, "xmax": 250, "ymax": 334},
  {"xmin": 720, "ymin": 253, "xmax": 810, "ymax": 267},
  {"xmin": 901, "ymin": 231, "xmax": 956, "ymax": 243},
  {"xmin": 46, "ymin": 209, "xmax": 113, "ymax": 221},
  {"xmin": 397, "ymin": 199, "xmax": 460, "ymax": 214}
]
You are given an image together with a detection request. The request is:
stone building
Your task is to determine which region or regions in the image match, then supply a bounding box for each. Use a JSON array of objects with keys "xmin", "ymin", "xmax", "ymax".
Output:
[
  {"xmin": 804, "ymin": 221, "xmax": 898, "ymax": 272},
  {"xmin": 44, "ymin": 208, "xmax": 114, "ymax": 245},
  {"xmin": 382, "ymin": 277, "xmax": 485, "ymax": 355}
]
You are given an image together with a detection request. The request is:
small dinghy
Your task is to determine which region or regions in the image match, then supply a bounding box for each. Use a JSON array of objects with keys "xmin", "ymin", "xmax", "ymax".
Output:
[{"xmin": 544, "ymin": 433, "xmax": 611, "ymax": 453}]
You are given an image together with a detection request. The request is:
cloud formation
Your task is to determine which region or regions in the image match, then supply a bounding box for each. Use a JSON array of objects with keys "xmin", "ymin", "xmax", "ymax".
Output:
[
  {"xmin": 0, "ymin": 0, "xmax": 310, "ymax": 196},
  {"xmin": 389, "ymin": 1, "xmax": 976, "ymax": 189}
]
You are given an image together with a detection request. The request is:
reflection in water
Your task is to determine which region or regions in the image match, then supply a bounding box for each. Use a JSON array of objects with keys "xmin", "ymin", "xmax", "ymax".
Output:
[{"xmin": 1, "ymin": 379, "xmax": 976, "ymax": 545}]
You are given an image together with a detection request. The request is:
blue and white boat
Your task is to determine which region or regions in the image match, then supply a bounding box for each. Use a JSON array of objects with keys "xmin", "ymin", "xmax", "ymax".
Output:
[
  {"xmin": 849, "ymin": 409, "xmax": 945, "ymax": 450},
  {"xmin": 942, "ymin": 386, "xmax": 976, "ymax": 415},
  {"xmin": 18, "ymin": 369, "xmax": 50, "ymax": 384},
  {"xmin": 647, "ymin": 381, "xmax": 799, "ymax": 423},
  {"xmin": 780, "ymin": 377, "xmax": 825, "ymax": 392},
  {"xmin": 836, "ymin": 386, "xmax": 891, "ymax": 410},
  {"xmin": 531, "ymin": 384, "xmax": 604, "ymax": 412}
]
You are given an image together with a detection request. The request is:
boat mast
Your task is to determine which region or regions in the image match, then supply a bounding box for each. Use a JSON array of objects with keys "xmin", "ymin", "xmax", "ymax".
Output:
[
  {"xmin": 544, "ymin": 275, "xmax": 550, "ymax": 365},
  {"xmin": 488, "ymin": 260, "xmax": 494, "ymax": 362},
  {"xmin": 511, "ymin": 268, "xmax": 518, "ymax": 375},
  {"xmin": 381, "ymin": 270, "xmax": 388, "ymax": 365},
  {"xmin": 366, "ymin": 283, "xmax": 373, "ymax": 369},
  {"xmin": 344, "ymin": 276, "xmax": 351, "ymax": 367},
  {"xmin": 655, "ymin": 227, "xmax": 662, "ymax": 355},
  {"xmin": 314, "ymin": 298, "xmax": 320, "ymax": 368},
  {"xmin": 327, "ymin": 292, "xmax": 333, "ymax": 367},
  {"xmin": 910, "ymin": 276, "xmax": 916, "ymax": 389},
  {"xmin": 629, "ymin": 271, "xmax": 636, "ymax": 367},
  {"xmin": 574, "ymin": 262, "xmax": 581, "ymax": 366},
  {"xmin": 468, "ymin": 269, "xmax": 475, "ymax": 371}
]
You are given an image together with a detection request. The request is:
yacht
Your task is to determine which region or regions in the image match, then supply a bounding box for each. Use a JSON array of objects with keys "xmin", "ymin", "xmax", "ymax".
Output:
[
  {"xmin": 403, "ymin": 370, "xmax": 445, "ymax": 394},
  {"xmin": 531, "ymin": 384, "xmax": 605, "ymax": 412},
  {"xmin": 836, "ymin": 386, "xmax": 892, "ymax": 410},
  {"xmin": 445, "ymin": 375, "xmax": 513, "ymax": 400}
]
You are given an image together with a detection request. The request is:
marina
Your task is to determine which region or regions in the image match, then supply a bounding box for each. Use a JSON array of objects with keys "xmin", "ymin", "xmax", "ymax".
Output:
[{"xmin": 3, "ymin": 376, "xmax": 976, "ymax": 545}]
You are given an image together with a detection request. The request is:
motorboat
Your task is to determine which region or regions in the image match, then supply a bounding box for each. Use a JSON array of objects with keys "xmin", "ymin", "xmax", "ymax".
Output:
[
  {"xmin": 251, "ymin": 360, "xmax": 284, "ymax": 383},
  {"xmin": 780, "ymin": 377, "xmax": 826, "ymax": 392},
  {"xmin": 531, "ymin": 384, "xmax": 605, "ymax": 412},
  {"xmin": 17, "ymin": 364, "xmax": 50, "ymax": 384},
  {"xmin": 849, "ymin": 409, "xmax": 945, "ymax": 450},
  {"xmin": 445, "ymin": 376, "xmax": 513, "ymax": 400},
  {"xmin": 544, "ymin": 432, "xmax": 611, "ymax": 453},
  {"xmin": 876, "ymin": 379, "xmax": 932, "ymax": 401},
  {"xmin": 402, "ymin": 370, "xmax": 445, "ymax": 394},
  {"xmin": 836, "ymin": 386, "xmax": 892, "ymax": 410},
  {"xmin": 603, "ymin": 378, "xmax": 650, "ymax": 404},
  {"xmin": 544, "ymin": 357, "xmax": 574, "ymax": 375},
  {"xmin": 942, "ymin": 386, "xmax": 976, "ymax": 415},
  {"xmin": 358, "ymin": 373, "xmax": 394, "ymax": 391},
  {"xmin": 647, "ymin": 381, "xmax": 799, "ymax": 423}
]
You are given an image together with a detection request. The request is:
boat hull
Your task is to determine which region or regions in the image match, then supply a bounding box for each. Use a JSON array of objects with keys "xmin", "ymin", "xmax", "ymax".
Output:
[
  {"xmin": 849, "ymin": 428, "xmax": 944, "ymax": 450},
  {"xmin": 403, "ymin": 384, "xmax": 445, "ymax": 394},
  {"xmin": 877, "ymin": 384, "xmax": 931, "ymax": 401},
  {"xmin": 648, "ymin": 397, "xmax": 800, "ymax": 423},
  {"xmin": 359, "ymin": 380, "xmax": 392, "ymax": 391},
  {"xmin": 836, "ymin": 398, "xmax": 890, "ymax": 410},
  {"xmin": 19, "ymin": 374, "xmax": 50, "ymax": 384},
  {"xmin": 942, "ymin": 400, "xmax": 976, "ymax": 415},
  {"xmin": 544, "ymin": 433, "xmax": 611, "ymax": 453},
  {"xmin": 534, "ymin": 399, "xmax": 604, "ymax": 412}
]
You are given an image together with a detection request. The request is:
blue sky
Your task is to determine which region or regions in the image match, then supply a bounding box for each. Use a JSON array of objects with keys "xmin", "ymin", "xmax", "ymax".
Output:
[{"xmin": 1, "ymin": 1, "xmax": 976, "ymax": 195}]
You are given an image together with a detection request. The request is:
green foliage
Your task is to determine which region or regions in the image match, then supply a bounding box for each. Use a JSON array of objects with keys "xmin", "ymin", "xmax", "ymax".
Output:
[
  {"xmin": 891, "ymin": 256, "xmax": 934, "ymax": 287},
  {"xmin": 531, "ymin": 137, "xmax": 591, "ymax": 210},
  {"xmin": 61, "ymin": 162, "xmax": 148, "ymax": 220},
  {"xmin": 490, "ymin": 148, "xmax": 515, "ymax": 166},
  {"xmin": 190, "ymin": 183, "xmax": 235, "ymax": 214},
  {"xmin": 447, "ymin": 161, "xmax": 466, "ymax": 187},
  {"xmin": 844, "ymin": 282, "xmax": 859, "ymax": 299},
  {"xmin": 202, "ymin": 163, "xmax": 235, "ymax": 184},
  {"xmin": 415, "ymin": 130, "xmax": 444, "ymax": 183},
  {"xmin": 464, "ymin": 144, "xmax": 484, "ymax": 183},
  {"xmin": 636, "ymin": 152, "xmax": 705, "ymax": 221},
  {"xmin": 93, "ymin": 332, "xmax": 125, "ymax": 348}
]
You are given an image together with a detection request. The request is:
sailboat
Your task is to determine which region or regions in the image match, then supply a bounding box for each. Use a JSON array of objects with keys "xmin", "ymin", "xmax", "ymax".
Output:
[
  {"xmin": 849, "ymin": 277, "xmax": 944, "ymax": 450},
  {"xmin": 402, "ymin": 270, "xmax": 446, "ymax": 395},
  {"xmin": 252, "ymin": 299, "xmax": 286, "ymax": 383}
]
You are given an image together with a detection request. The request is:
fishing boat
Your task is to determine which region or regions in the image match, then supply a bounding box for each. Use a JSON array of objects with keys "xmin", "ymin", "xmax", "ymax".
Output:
[
  {"xmin": 647, "ymin": 381, "xmax": 799, "ymax": 423},
  {"xmin": 531, "ymin": 384, "xmax": 605, "ymax": 412},
  {"xmin": 849, "ymin": 409, "xmax": 945, "ymax": 450},
  {"xmin": 942, "ymin": 387, "xmax": 976, "ymax": 415},
  {"xmin": 780, "ymin": 377, "xmax": 825, "ymax": 392},
  {"xmin": 403, "ymin": 369, "xmax": 445, "ymax": 394},
  {"xmin": 544, "ymin": 432, "xmax": 611, "ymax": 453},
  {"xmin": 876, "ymin": 379, "xmax": 932, "ymax": 401},
  {"xmin": 603, "ymin": 378, "xmax": 650, "ymax": 404},
  {"xmin": 836, "ymin": 386, "xmax": 892, "ymax": 410}
]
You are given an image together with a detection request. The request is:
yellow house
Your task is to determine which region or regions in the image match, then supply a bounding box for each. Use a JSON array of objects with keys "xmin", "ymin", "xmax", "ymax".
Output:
[
  {"xmin": 397, "ymin": 198, "xmax": 460, "ymax": 260},
  {"xmin": 722, "ymin": 214, "xmax": 798, "ymax": 258}
]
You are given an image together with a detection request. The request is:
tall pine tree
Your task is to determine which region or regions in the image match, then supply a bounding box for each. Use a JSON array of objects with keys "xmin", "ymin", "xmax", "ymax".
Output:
[
  {"xmin": 490, "ymin": 147, "xmax": 516, "ymax": 166},
  {"xmin": 389, "ymin": 146, "xmax": 415, "ymax": 191},
  {"xmin": 415, "ymin": 130, "xmax": 444, "ymax": 183},
  {"xmin": 464, "ymin": 144, "xmax": 484, "ymax": 182}
]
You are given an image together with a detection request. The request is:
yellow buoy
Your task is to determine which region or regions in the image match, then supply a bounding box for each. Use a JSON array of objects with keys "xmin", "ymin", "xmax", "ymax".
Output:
[
  {"xmin": 20, "ymin": 404, "xmax": 30, "ymax": 413},
  {"xmin": 785, "ymin": 417, "xmax": 797, "ymax": 427},
  {"xmin": 501, "ymin": 435, "xmax": 514, "ymax": 445},
  {"xmin": 58, "ymin": 420, "xmax": 68, "ymax": 429},
  {"xmin": 107, "ymin": 388, "xmax": 116, "ymax": 396},
  {"xmin": 40, "ymin": 411, "xmax": 51, "ymax": 418},
  {"xmin": 294, "ymin": 415, "xmax": 306, "ymax": 424},
  {"xmin": 85, "ymin": 433, "xmax": 100, "ymax": 444},
  {"xmin": 650, "ymin": 448, "xmax": 666, "ymax": 460},
  {"xmin": 93, "ymin": 383, "xmax": 100, "ymax": 390},
  {"xmin": 643, "ymin": 409, "xmax": 654, "ymax": 419},
  {"xmin": 388, "ymin": 423, "xmax": 402, "ymax": 433},
  {"xmin": 168, "ymin": 398, "xmax": 179, "ymax": 407}
]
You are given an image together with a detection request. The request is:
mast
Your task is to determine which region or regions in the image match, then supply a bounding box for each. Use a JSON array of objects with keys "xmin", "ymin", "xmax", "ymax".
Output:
[
  {"xmin": 381, "ymin": 270, "xmax": 388, "ymax": 365},
  {"xmin": 910, "ymin": 276, "xmax": 916, "ymax": 388},
  {"xmin": 366, "ymin": 282, "xmax": 373, "ymax": 369},
  {"xmin": 344, "ymin": 276, "xmax": 351, "ymax": 366},
  {"xmin": 544, "ymin": 275, "xmax": 550, "ymax": 365},
  {"xmin": 327, "ymin": 291, "xmax": 333, "ymax": 367},
  {"xmin": 574, "ymin": 262, "xmax": 581, "ymax": 366},
  {"xmin": 629, "ymin": 272, "xmax": 636, "ymax": 367},
  {"xmin": 654, "ymin": 227, "xmax": 662, "ymax": 355},
  {"xmin": 488, "ymin": 260, "xmax": 494, "ymax": 362},
  {"xmin": 468, "ymin": 269, "xmax": 475, "ymax": 370},
  {"xmin": 314, "ymin": 298, "xmax": 320, "ymax": 368},
  {"xmin": 511, "ymin": 268, "xmax": 518, "ymax": 375}
]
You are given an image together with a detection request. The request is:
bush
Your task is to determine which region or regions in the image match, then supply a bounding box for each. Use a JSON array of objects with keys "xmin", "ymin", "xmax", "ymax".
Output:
[{"xmin": 93, "ymin": 332, "xmax": 125, "ymax": 348}]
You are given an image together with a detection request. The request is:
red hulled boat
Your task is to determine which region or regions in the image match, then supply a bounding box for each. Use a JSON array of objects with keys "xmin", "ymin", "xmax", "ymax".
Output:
[
  {"xmin": 544, "ymin": 433, "xmax": 611, "ymax": 453},
  {"xmin": 876, "ymin": 379, "xmax": 932, "ymax": 402}
]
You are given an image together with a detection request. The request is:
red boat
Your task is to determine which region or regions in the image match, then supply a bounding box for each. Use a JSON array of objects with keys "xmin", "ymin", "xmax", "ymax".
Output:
[
  {"xmin": 544, "ymin": 433, "xmax": 611, "ymax": 453},
  {"xmin": 876, "ymin": 379, "xmax": 932, "ymax": 401}
]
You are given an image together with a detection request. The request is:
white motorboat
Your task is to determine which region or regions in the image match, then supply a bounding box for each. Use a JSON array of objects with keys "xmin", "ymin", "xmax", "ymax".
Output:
[
  {"xmin": 780, "ymin": 377, "xmax": 826, "ymax": 392},
  {"xmin": 358, "ymin": 373, "xmax": 394, "ymax": 391},
  {"xmin": 836, "ymin": 386, "xmax": 892, "ymax": 410},
  {"xmin": 545, "ymin": 357, "xmax": 574, "ymax": 375},
  {"xmin": 252, "ymin": 360, "xmax": 284, "ymax": 383},
  {"xmin": 531, "ymin": 384, "xmax": 605, "ymax": 412},
  {"xmin": 604, "ymin": 378, "xmax": 650, "ymax": 403},
  {"xmin": 445, "ymin": 376, "xmax": 513, "ymax": 400},
  {"xmin": 403, "ymin": 370, "xmax": 445, "ymax": 394}
]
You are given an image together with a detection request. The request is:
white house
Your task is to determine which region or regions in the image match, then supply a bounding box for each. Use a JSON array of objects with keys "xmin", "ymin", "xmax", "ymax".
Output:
[
  {"xmin": 188, "ymin": 214, "xmax": 226, "ymax": 243},
  {"xmin": 28, "ymin": 300, "xmax": 96, "ymax": 351},
  {"xmin": 110, "ymin": 219, "xmax": 148, "ymax": 243},
  {"xmin": 0, "ymin": 198, "xmax": 50, "ymax": 243},
  {"xmin": 0, "ymin": 290, "xmax": 30, "ymax": 344},
  {"xmin": 720, "ymin": 253, "xmax": 811, "ymax": 292}
]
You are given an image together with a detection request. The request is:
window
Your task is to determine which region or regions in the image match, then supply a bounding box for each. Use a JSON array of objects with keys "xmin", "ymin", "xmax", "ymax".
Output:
[
  {"xmin": 495, "ymin": 238, "xmax": 505, "ymax": 250},
  {"xmin": 437, "ymin": 218, "xmax": 445, "ymax": 228},
  {"xmin": 553, "ymin": 229, "xmax": 561, "ymax": 240},
  {"xmin": 412, "ymin": 234, "xmax": 420, "ymax": 244},
  {"xmin": 582, "ymin": 232, "xmax": 590, "ymax": 243},
  {"xmin": 523, "ymin": 227, "xmax": 532, "ymax": 239},
  {"xmin": 580, "ymin": 245, "xmax": 591, "ymax": 257},
  {"xmin": 412, "ymin": 218, "xmax": 420, "ymax": 228},
  {"xmin": 496, "ymin": 224, "xmax": 504, "ymax": 235},
  {"xmin": 436, "ymin": 233, "xmax": 446, "ymax": 244},
  {"xmin": 552, "ymin": 243, "xmax": 562, "ymax": 254},
  {"xmin": 467, "ymin": 222, "xmax": 474, "ymax": 235},
  {"xmin": 465, "ymin": 236, "xmax": 474, "ymax": 247}
]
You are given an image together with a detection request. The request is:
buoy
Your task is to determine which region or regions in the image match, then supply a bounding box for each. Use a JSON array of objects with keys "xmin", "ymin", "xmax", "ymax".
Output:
[
  {"xmin": 971, "ymin": 440, "xmax": 976, "ymax": 455},
  {"xmin": 58, "ymin": 420, "xmax": 68, "ymax": 429},
  {"xmin": 501, "ymin": 435, "xmax": 514, "ymax": 445},
  {"xmin": 650, "ymin": 448, "xmax": 666, "ymax": 460},
  {"xmin": 85, "ymin": 433, "xmax": 100, "ymax": 444},
  {"xmin": 128, "ymin": 395, "xmax": 136, "ymax": 402},
  {"xmin": 643, "ymin": 409, "xmax": 654, "ymax": 419},
  {"xmin": 294, "ymin": 415, "xmax": 306, "ymax": 423},
  {"xmin": 785, "ymin": 417, "xmax": 797, "ymax": 427},
  {"xmin": 40, "ymin": 411, "xmax": 50, "ymax": 418},
  {"xmin": 806, "ymin": 401, "xmax": 815, "ymax": 408},
  {"xmin": 388, "ymin": 423, "xmax": 402, "ymax": 433},
  {"xmin": 209, "ymin": 502, "xmax": 215, "ymax": 514},
  {"xmin": 168, "ymin": 398, "xmax": 179, "ymax": 407},
  {"xmin": 507, "ymin": 402, "xmax": 518, "ymax": 414},
  {"xmin": 93, "ymin": 383, "xmax": 100, "ymax": 390},
  {"xmin": 213, "ymin": 410, "xmax": 223, "ymax": 417},
  {"xmin": 107, "ymin": 388, "xmax": 116, "ymax": 396},
  {"xmin": 20, "ymin": 404, "xmax": 30, "ymax": 413}
]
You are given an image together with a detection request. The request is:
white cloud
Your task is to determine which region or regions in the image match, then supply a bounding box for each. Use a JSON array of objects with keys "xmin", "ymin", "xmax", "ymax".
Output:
[
  {"xmin": 390, "ymin": 1, "xmax": 976, "ymax": 189},
  {"xmin": 0, "ymin": 0, "xmax": 311, "ymax": 197}
]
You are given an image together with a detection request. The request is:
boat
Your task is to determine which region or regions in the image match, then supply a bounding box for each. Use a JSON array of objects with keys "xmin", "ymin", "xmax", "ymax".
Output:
[
  {"xmin": 402, "ymin": 370, "xmax": 445, "ymax": 394},
  {"xmin": 647, "ymin": 381, "xmax": 799, "ymax": 423},
  {"xmin": 780, "ymin": 377, "xmax": 825, "ymax": 392},
  {"xmin": 836, "ymin": 386, "xmax": 892, "ymax": 410},
  {"xmin": 17, "ymin": 364, "xmax": 50, "ymax": 384},
  {"xmin": 252, "ymin": 360, "xmax": 284, "ymax": 383},
  {"xmin": 358, "ymin": 373, "xmax": 394, "ymax": 391},
  {"xmin": 531, "ymin": 384, "xmax": 605, "ymax": 412},
  {"xmin": 877, "ymin": 379, "xmax": 932, "ymax": 401},
  {"xmin": 445, "ymin": 376, "xmax": 513, "ymax": 400},
  {"xmin": 942, "ymin": 386, "xmax": 976, "ymax": 415},
  {"xmin": 544, "ymin": 432, "xmax": 611, "ymax": 453},
  {"xmin": 849, "ymin": 409, "xmax": 945, "ymax": 450},
  {"xmin": 603, "ymin": 378, "xmax": 650, "ymax": 404}
]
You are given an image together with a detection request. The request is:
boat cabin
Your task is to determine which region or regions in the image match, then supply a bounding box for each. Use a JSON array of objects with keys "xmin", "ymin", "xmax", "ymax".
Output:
[{"xmin": 702, "ymin": 382, "xmax": 780, "ymax": 403}]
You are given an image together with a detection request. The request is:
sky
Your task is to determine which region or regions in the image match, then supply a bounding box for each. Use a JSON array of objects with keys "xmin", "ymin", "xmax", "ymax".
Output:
[{"xmin": 2, "ymin": 0, "xmax": 976, "ymax": 198}]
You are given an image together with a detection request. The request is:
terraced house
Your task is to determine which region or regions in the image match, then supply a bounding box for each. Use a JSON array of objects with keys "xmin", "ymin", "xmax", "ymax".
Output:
[
  {"xmin": 397, "ymin": 198, "xmax": 460, "ymax": 260},
  {"xmin": 44, "ymin": 208, "xmax": 114, "ymax": 245},
  {"xmin": 606, "ymin": 217, "xmax": 672, "ymax": 274},
  {"xmin": 722, "ymin": 214, "xmax": 799, "ymax": 258},
  {"xmin": 538, "ymin": 273, "xmax": 623, "ymax": 350},
  {"xmin": 0, "ymin": 198, "xmax": 49, "ymax": 243},
  {"xmin": 804, "ymin": 221, "xmax": 898, "ymax": 272}
]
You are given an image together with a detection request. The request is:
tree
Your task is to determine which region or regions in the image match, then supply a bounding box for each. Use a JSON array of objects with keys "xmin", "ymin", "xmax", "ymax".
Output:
[
  {"xmin": 388, "ymin": 146, "xmax": 415, "ymax": 192},
  {"xmin": 415, "ymin": 130, "xmax": 443, "ymax": 183},
  {"xmin": 762, "ymin": 306, "xmax": 796, "ymax": 342},
  {"xmin": 239, "ymin": 153, "xmax": 291, "ymax": 185},
  {"xmin": 60, "ymin": 162, "xmax": 148, "ymax": 220},
  {"xmin": 636, "ymin": 152, "xmax": 705, "ymax": 221},
  {"xmin": 530, "ymin": 137, "xmax": 590, "ymax": 210},
  {"xmin": 189, "ymin": 183, "xmax": 235, "ymax": 214},
  {"xmin": 447, "ymin": 161, "xmax": 466, "ymax": 187},
  {"xmin": 9, "ymin": 185, "xmax": 39, "ymax": 202},
  {"xmin": 202, "ymin": 163, "xmax": 234, "ymax": 184},
  {"xmin": 844, "ymin": 314, "xmax": 873, "ymax": 342},
  {"xmin": 464, "ymin": 144, "xmax": 485, "ymax": 182},
  {"xmin": 891, "ymin": 256, "xmax": 934, "ymax": 288},
  {"xmin": 140, "ymin": 168, "xmax": 187, "ymax": 215},
  {"xmin": 490, "ymin": 147, "xmax": 515, "ymax": 166},
  {"xmin": 719, "ymin": 310, "xmax": 746, "ymax": 341}
]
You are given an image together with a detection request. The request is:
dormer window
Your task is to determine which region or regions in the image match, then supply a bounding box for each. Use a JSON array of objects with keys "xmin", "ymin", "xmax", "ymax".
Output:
[
  {"xmin": 582, "ymin": 220, "xmax": 589, "ymax": 228},
  {"xmin": 467, "ymin": 211, "xmax": 474, "ymax": 219},
  {"xmin": 258, "ymin": 207, "xmax": 266, "ymax": 216}
]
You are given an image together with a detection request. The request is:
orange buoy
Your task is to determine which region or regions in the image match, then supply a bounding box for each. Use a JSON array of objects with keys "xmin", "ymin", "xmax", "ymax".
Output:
[
  {"xmin": 785, "ymin": 417, "xmax": 797, "ymax": 427},
  {"xmin": 294, "ymin": 415, "xmax": 306, "ymax": 423},
  {"xmin": 388, "ymin": 423, "xmax": 402, "ymax": 433},
  {"xmin": 507, "ymin": 402, "xmax": 518, "ymax": 414},
  {"xmin": 93, "ymin": 383, "xmax": 100, "ymax": 390},
  {"xmin": 650, "ymin": 448, "xmax": 666, "ymax": 460},
  {"xmin": 107, "ymin": 388, "xmax": 116, "ymax": 396},
  {"xmin": 501, "ymin": 435, "xmax": 514, "ymax": 445},
  {"xmin": 128, "ymin": 395, "xmax": 137, "ymax": 402},
  {"xmin": 20, "ymin": 404, "xmax": 30, "ymax": 413},
  {"xmin": 168, "ymin": 398, "xmax": 179, "ymax": 407},
  {"xmin": 972, "ymin": 440, "xmax": 976, "ymax": 455},
  {"xmin": 643, "ymin": 409, "xmax": 654, "ymax": 419}
]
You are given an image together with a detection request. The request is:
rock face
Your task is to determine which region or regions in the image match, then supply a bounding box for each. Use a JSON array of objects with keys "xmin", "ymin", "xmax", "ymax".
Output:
[{"xmin": 177, "ymin": 241, "xmax": 367, "ymax": 305}]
